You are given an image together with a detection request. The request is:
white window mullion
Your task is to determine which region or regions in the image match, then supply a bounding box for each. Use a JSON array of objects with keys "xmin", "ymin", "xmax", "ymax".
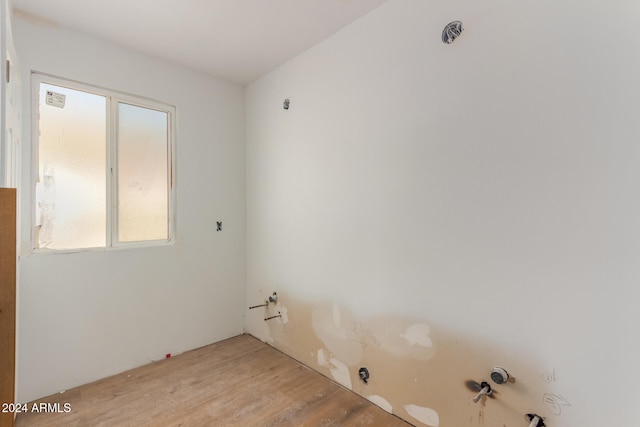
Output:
[{"xmin": 106, "ymin": 96, "xmax": 117, "ymax": 248}]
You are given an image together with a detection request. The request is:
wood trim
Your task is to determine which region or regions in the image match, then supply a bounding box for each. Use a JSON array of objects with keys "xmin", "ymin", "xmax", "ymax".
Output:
[{"xmin": 0, "ymin": 188, "xmax": 17, "ymax": 427}]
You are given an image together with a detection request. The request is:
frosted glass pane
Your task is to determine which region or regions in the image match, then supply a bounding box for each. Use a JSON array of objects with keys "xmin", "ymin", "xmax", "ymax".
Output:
[
  {"xmin": 36, "ymin": 83, "xmax": 106, "ymax": 249},
  {"xmin": 117, "ymin": 103, "xmax": 168, "ymax": 242}
]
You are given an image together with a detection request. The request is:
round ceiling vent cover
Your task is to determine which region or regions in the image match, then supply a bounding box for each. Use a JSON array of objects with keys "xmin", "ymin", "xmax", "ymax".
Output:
[{"xmin": 442, "ymin": 21, "xmax": 464, "ymax": 44}]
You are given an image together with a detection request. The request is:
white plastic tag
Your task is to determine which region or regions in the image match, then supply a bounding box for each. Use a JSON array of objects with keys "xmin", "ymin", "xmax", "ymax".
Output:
[{"xmin": 45, "ymin": 90, "xmax": 66, "ymax": 108}]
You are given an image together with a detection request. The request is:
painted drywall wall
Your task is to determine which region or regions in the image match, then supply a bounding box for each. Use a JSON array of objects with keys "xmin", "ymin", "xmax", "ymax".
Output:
[
  {"xmin": 14, "ymin": 14, "xmax": 246, "ymax": 403},
  {"xmin": 2, "ymin": 3, "xmax": 21, "ymax": 194},
  {"xmin": 246, "ymin": 0, "xmax": 640, "ymax": 425}
]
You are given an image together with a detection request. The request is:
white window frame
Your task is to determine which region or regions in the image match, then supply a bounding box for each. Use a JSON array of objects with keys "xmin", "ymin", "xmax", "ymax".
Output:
[{"xmin": 31, "ymin": 73, "xmax": 176, "ymax": 253}]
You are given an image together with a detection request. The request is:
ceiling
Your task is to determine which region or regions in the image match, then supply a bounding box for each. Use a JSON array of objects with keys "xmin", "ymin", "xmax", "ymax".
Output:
[{"xmin": 11, "ymin": 0, "xmax": 390, "ymax": 85}]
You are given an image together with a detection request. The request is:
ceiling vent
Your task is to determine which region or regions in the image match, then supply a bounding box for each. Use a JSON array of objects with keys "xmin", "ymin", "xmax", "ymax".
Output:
[{"xmin": 442, "ymin": 21, "xmax": 464, "ymax": 44}]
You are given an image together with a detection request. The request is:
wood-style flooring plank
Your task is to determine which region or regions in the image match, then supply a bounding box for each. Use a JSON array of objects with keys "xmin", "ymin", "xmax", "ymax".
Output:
[{"xmin": 15, "ymin": 335, "xmax": 412, "ymax": 427}]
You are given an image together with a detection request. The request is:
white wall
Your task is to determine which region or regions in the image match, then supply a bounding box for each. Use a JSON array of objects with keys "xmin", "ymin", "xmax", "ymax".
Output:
[
  {"xmin": 15, "ymin": 14, "xmax": 246, "ymax": 403},
  {"xmin": 246, "ymin": 0, "xmax": 640, "ymax": 425},
  {"xmin": 2, "ymin": 3, "xmax": 21, "ymax": 188}
]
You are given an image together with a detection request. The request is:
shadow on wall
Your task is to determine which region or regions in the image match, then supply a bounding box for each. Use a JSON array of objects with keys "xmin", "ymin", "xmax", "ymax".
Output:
[{"xmin": 249, "ymin": 297, "xmax": 565, "ymax": 427}]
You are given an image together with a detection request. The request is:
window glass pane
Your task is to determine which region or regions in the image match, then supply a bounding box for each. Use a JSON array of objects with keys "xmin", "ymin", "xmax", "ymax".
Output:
[
  {"xmin": 36, "ymin": 83, "xmax": 106, "ymax": 249},
  {"xmin": 117, "ymin": 102, "xmax": 168, "ymax": 242}
]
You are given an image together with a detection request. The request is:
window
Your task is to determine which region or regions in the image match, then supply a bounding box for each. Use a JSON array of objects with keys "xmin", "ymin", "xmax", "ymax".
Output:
[{"xmin": 32, "ymin": 74, "xmax": 175, "ymax": 251}]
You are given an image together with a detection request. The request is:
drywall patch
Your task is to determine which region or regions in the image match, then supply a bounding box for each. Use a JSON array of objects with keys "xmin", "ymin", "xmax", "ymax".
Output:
[
  {"xmin": 329, "ymin": 357, "xmax": 352, "ymax": 390},
  {"xmin": 404, "ymin": 404, "xmax": 440, "ymax": 427},
  {"xmin": 312, "ymin": 306, "xmax": 364, "ymax": 366},
  {"xmin": 276, "ymin": 304, "xmax": 289, "ymax": 324},
  {"xmin": 366, "ymin": 317, "xmax": 435, "ymax": 361},
  {"xmin": 249, "ymin": 297, "xmax": 561, "ymax": 426},
  {"xmin": 367, "ymin": 395, "xmax": 393, "ymax": 413},
  {"xmin": 312, "ymin": 304, "xmax": 436, "ymax": 367},
  {"xmin": 401, "ymin": 323, "xmax": 432, "ymax": 347},
  {"xmin": 317, "ymin": 348, "xmax": 328, "ymax": 367}
]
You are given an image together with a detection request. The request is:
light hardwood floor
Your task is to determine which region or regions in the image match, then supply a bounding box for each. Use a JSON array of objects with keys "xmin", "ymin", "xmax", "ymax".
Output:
[{"xmin": 15, "ymin": 334, "xmax": 412, "ymax": 427}]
